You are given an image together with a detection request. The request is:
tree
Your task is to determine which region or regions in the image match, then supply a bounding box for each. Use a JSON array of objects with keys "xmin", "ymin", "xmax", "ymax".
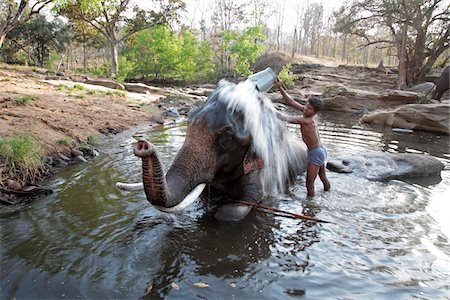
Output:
[
  {"xmin": 0, "ymin": 0, "xmax": 53, "ymax": 48},
  {"xmin": 124, "ymin": 25, "xmax": 214, "ymax": 82},
  {"xmin": 1, "ymin": 14, "xmax": 70, "ymax": 67},
  {"xmin": 210, "ymin": 0, "xmax": 246, "ymax": 75},
  {"xmin": 334, "ymin": 0, "xmax": 449, "ymax": 86},
  {"xmin": 69, "ymin": 19, "xmax": 104, "ymax": 73},
  {"xmin": 55, "ymin": 0, "xmax": 185, "ymax": 78},
  {"xmin": 224, "ymin": 25, "xmax": 266, "ymax": 76}
]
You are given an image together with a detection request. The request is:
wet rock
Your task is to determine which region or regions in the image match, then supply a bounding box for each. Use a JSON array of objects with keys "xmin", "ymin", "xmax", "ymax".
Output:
[
  {"xmin": 73, "ymin": 155, "xmax": 88, "ymax": 163},
  {"xmin": 53, "ymin": 158, "xmax": 69, "ymax": 167},
  {"xmin": 150, "ymin": 115, "xmax": 165, "ymax": 124},
  {"xmin": 71, "ymin": 149, "xmax": 84, "ymax": 157},
  {"xmin": 44, "ymin": 156, "xmax": 53, "ymax": 165},
  {"xmin": 6, "ymin": 179, "xmax": 22, "ymax": 191},
  {"xmin": 58, "ymin": 153, "xmax": 71, "ymax": 161},
  {"xmin": 360, "ymin": 103, "xmax": 450, "ymax": 134},
  {"xmin": 161, "ymin": 107, "xmax": 180, "ymax": 118},
  {"xmin": 178, "ymin": 106, "xmax": 192, "ymax": 115},
  {"xmin": 327, "ymin": 152, "xmax": 445, "ymax": 181}
]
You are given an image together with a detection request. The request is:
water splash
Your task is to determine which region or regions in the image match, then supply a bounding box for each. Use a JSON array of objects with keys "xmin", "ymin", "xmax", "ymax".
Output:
[{"xmin": 214, "ymin": 79, "xmax": 307, "ymax": 194}]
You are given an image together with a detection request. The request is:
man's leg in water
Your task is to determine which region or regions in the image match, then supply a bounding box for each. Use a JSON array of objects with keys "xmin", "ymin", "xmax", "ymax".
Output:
[
  {"xmin": 306, "ymin": 163, "xmax": 320, "ymax": 197},
  {"xmin": 319, "ymin": 164, "xmax": 330, "ymax": 191}
]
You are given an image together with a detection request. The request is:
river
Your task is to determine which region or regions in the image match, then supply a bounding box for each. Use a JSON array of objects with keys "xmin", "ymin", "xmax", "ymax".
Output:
[{"xmin": 1, "ymin": 112, "xmax": 449, "ymax": 299}]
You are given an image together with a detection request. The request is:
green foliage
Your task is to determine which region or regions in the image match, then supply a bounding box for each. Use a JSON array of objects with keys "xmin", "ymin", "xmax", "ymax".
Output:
[
  {"xmin": 14, "ymin": 95, "xmax": 38, "ymax": 106},
  {"xmin": 278, "ymin": 64, "xmax": 297, "ymax": 88},
  {"xmin": 222, "ymin": 25, "xmax": 266, "ymax": 76},
  {"xmin": 124, "ymin": 25, "xmax": 214, "ymax": 82},
  {"xmin": 0, "ymin": 133, "xmax": 46, "ymax": 184},
  {"xmin": 1, "ymin": 15, "xmax": 70, "ymax": 68},
  {"xmin": 87, "ymin": 135, "xmax": 98, "ymax": 144}
]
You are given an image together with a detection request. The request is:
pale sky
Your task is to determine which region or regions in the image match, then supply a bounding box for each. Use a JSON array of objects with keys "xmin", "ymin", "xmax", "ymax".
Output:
[{"xmin": 137, "ymin": 0, "xmax": 344, "ymax": 33}]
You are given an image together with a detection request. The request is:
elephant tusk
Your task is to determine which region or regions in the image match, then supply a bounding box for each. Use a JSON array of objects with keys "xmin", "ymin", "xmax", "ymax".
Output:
[
  {"xmin": 116, "ymin": 182, "xmax": 144, "ymax": 191},
  {"xmin": 153, "ymin": 183, "xmax": 206, "ymax": 213}
]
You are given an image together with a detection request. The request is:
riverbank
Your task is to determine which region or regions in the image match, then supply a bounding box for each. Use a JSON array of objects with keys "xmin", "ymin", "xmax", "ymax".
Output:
[{"xmin": 0, "ymin": 64, "xmax": 169, "ymax": 201}]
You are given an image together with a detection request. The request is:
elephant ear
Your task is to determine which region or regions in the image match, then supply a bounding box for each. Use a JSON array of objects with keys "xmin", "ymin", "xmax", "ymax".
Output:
[{"xmin": 243, "ymin": 151, "xmax": 265, "ymax": 174}]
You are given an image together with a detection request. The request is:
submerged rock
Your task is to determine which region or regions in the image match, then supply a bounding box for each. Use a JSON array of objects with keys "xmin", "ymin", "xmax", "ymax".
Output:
[{"xmin": 327, "ymin": 152, "xmax": 445, "ymax": 181}]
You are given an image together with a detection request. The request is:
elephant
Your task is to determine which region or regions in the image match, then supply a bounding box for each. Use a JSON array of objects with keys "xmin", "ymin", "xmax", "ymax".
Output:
[
  {"xmin": 431, "ymin": 66, "xmax": 449, "ymax": 101},
  {"xmin": 118, "ymin": 79, "xmax": 307, "ymax": 221}
]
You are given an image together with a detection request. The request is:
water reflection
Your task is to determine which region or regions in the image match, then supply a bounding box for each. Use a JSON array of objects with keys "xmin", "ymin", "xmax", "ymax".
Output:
[{"xmin": 1, "ymin": 116, "xmax": 449, "ymax": 299}]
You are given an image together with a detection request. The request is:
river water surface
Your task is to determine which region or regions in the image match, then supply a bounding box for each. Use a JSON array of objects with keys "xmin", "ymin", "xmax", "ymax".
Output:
[{"xmin": 1, "ymin": 112, "xmax": 449, "ymax": 299}]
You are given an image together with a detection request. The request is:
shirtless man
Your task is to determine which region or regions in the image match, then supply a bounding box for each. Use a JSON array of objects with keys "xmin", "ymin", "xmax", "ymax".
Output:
[{"xmin": 275, "ymin": 79, "xmax": 330, "ymax": 196}]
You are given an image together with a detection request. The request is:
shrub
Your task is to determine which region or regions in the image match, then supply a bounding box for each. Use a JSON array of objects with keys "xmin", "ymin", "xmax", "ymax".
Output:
[
  {"xmin": 0, "ymin": 133, "xmax": 46, "ymax": 184},
  {"xmin": 14, "ymin": 95, "xmax": 38, "ymax": 106},
  {"xmin": 278, "ymin": 64, "xmax": 297, "ymax": 88}
]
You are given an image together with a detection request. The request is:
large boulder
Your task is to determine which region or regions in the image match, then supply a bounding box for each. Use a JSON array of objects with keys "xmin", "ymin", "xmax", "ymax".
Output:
[
  {"xmin": 84, "ymin": 77, "xmax": 125, "ymax": 90},
  {"xmin": 327, "ymin": 152, "xmax": 445, "ymax": 181},
  {"xmin": 406, "ymin": 82, "xmax": 435, "ymax": 95},
  {"xmin": 322, "ymin": 86, "xmax": 426, "ymax": 113},
  {"xmin": 360, "ymin": 103, "xmax": 450, "ymax": 135},
  {"xmin": 123, "ymin": 82, "xmax": 161, "ymax": 94}
]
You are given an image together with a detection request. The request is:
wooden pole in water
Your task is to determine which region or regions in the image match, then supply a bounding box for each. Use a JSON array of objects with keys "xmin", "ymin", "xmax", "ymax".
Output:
[{"xmin": 235, "ymin": 200, "xmax": 332, "ymax": 223}]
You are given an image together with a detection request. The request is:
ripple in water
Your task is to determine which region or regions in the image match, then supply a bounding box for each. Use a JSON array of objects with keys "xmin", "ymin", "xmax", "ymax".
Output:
[{"xmin": 1, "ymin": 109, "xmax": 449, "ymax": 299}]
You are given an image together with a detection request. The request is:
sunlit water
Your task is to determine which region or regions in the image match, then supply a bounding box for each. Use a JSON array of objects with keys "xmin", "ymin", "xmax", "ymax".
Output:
[{"xmin": 1, "ymin": 112, "xmax": 449, "ymax": 299}]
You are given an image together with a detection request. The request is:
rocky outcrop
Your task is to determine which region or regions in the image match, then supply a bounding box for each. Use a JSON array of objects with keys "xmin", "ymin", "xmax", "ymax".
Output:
[
  {"xmin": 322, "ymin": 86, "xmax": 428, "ymax": 113},
  {"xmin": 406, "ymin": 82, "xmax": 435, "ymax": 95},
  {"xmin": 360, "ymin": 103, "xmax": 450, "ymax": 135},
  {"xmin": 327, "ymin": 152, "xmax": 445, "ymax": 181},
  {"xmin": 123, "ymin": 82, "xmax": 162, "ymax": 94},
  {"xmin": 84, "ymin": 77, "xmax": 125, "ymax": 90}
]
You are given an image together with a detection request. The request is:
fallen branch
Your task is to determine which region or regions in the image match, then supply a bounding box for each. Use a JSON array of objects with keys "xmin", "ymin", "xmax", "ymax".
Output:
[{"xmin": 235, "ymin": 200, "xmax": 332, "ymax": 223}]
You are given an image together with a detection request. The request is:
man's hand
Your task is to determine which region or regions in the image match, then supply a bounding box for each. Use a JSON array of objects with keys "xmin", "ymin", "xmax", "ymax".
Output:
[{"xmin": 275, "ymin": 78, "xmax": 283, "ymax": 90}]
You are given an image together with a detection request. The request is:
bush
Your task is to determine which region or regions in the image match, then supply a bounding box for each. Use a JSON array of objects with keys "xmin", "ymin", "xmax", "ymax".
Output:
[
  {"xmin": 278, "ymin": 64, "xmax": 297, "ymax": 88},
  {"xmin": 0, "ymin": 133, "xmax": 46, "ymax": 185},
  {"xmin": 14, "ymin": 95, "xmax": 38, "ymax": 106}
]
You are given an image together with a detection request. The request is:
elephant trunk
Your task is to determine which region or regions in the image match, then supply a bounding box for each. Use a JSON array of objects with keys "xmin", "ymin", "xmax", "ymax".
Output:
[
  {"xmin": 133, "ymin": 140, "xmax": 207, "ymax": 212},
  {"xmin": 134, "ymin": 140, "xmax": 169, "ymax": 207}
]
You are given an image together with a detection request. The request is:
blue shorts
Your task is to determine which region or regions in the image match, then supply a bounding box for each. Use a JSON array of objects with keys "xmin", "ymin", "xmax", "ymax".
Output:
[{"xmin": 307, "ymin": 146, "xmax": 327, "ymax": 166}]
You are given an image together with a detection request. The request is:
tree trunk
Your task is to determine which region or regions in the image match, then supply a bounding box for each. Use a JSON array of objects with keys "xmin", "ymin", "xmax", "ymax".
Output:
[
  {"xmin": 83, "ymin": 42, "xmax": 87, "ymax": 74},
  {"xmin": 0, "ymin": 33, "xmax": 5, "ymax": 48},
  {"xmin": 291, "ymin": 27, "xmax": 297, "ymax": 58},
  {"xmin": 110, "ymin": 41, "xmax": 119, "ymax": 79},
  {"xmin": 342, "ymin": 34, "xmax": 347, "ymax": 62},
  {"xmin": 397, "ymin": 24, "xmax": 408, "ymax": 89}
]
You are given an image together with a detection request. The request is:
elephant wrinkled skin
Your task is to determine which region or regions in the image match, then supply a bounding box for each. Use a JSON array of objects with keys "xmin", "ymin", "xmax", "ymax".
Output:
[{"xmin": 125, "ymin": 80, "xmax": 307, "ymax": 221}]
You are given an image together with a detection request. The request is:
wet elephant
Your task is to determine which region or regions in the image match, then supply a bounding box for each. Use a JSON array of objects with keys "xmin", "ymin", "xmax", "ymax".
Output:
[
  {"xmin": 124, "ymin": 80, "xmax": 307, "ymax": 221},
  {"xmin": 431, "ymin": 66, "xmax": 449, "ymax": 101}
]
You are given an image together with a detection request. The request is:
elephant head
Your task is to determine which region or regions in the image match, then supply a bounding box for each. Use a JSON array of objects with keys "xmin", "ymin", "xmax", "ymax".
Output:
[{"xmin": 133, "ymin": 80, "xmax": 307, "ymax": 220}]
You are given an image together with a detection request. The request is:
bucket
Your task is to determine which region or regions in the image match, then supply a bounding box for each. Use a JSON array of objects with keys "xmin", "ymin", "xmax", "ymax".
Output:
[{"xmin": 248, "ymin": 67, "xmax": 278, "ymax": 92}]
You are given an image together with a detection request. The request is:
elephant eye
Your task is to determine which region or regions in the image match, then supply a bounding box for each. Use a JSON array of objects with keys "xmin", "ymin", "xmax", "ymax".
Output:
[{"xmin": 219, "ymin": 128, "xmax": 234, "ymax": 149}]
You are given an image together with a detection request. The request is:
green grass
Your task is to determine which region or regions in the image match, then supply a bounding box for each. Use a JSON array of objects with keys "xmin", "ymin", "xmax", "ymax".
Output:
[
  {"xmin": 0, "ymin": 133, "xmax": 46, "ymax": 184},
  {"xmin": 106, "ymin": 90, "xmax": 127, "ymax": 97},
  {"xmin": 13, "ymin": 95, "xmax": 38, "ymax": 106},
  {"xmin": 87, "ymin": 135, "xmax": 98, "ymax": 144},
  {"xmin": 57, "ymin": 137, "xmax": 74, "ymax": 146},
  {"xmin": 71, "ymin": 83, "xmax": 87, "ymax": 91}
]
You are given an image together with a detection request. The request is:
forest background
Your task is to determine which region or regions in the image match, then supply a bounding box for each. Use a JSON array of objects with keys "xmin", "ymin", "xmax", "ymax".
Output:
[{"xmin": 1, "ymin": 0, "xmax": 449, "ymax": 89}]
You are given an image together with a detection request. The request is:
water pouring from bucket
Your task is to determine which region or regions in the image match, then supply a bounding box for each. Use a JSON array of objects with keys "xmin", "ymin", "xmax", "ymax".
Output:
[{"xmin": 248, "ymin": 67, "xmax": 278, "ymax": 92}]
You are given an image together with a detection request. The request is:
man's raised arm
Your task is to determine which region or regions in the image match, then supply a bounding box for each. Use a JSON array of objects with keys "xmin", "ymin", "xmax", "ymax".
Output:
[{"xmin": 275, "ymin": 79, "xmax": 306, "ymax": 112}]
